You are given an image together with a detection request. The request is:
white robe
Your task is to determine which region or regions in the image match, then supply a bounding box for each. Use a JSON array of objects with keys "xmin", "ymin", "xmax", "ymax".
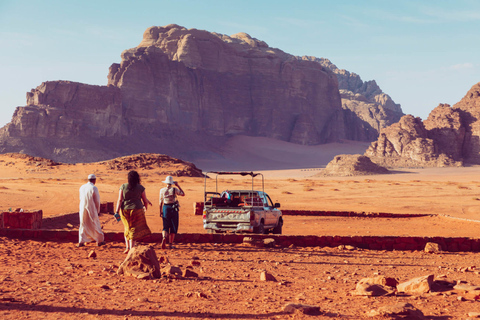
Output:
[{"xmin": 78, "ymin": 182, "xmax": 104, "ymax": 243}]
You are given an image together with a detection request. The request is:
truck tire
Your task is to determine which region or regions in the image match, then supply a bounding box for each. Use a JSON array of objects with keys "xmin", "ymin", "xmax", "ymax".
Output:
[
  {"xmin": 255, "ymin": 221, "xmax": 265, "ymax": 234},
  {"xmin": 272, "ymin": 219, "xmax": 283, "ymax": 234}
]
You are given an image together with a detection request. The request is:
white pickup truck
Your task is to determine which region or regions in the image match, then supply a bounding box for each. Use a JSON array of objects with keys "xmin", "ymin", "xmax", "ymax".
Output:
[{"xmin": 202, "ymin": 171, "xmax": 283, "ymax": 234}]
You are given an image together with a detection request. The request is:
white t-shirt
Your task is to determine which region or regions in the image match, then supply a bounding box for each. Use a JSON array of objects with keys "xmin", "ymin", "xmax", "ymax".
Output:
[{"xmin": 160, "ymin": 186, "xmax": 184, "ymax": 204}]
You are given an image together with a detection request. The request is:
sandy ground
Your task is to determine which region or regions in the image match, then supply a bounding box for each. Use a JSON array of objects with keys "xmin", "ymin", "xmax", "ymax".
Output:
[{"xmin": 3, "ymin": 140, "xmax": 480, "ymax": 319}]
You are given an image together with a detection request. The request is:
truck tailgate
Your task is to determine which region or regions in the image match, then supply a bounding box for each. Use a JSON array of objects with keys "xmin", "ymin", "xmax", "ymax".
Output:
[{"xmin": 207, "ymin": 209, "xmax": 250, "ymax": 222}]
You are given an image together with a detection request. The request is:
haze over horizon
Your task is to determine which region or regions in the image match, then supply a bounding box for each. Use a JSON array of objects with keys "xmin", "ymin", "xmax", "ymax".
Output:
[{"xmin": 0, "ymin": 0, "xmax": 478, "ymax": 129}]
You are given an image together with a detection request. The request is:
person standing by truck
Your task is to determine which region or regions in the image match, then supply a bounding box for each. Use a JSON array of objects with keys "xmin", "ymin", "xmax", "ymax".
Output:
[{"xmin": 159, "ymin": 176, "xmax": 185, "ymax": 249}]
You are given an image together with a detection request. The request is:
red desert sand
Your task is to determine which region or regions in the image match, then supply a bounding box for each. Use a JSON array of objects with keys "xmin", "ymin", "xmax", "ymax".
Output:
[{"xmin": 2, "ymin": 139, "xmax": 480, "ymax": 319}]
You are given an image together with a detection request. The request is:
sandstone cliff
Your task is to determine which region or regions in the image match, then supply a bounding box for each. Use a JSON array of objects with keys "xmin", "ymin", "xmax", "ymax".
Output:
[
  {"xmin": 365, "ymin": 82, "xmax": 480, "ymax": 167},
  {"xmin": 0, "ymin": 24, "xmax": 402, "ymax": 163},
  {"xmin": 315, "ymin": 58, "xmax": 404, "ymax": 141}
]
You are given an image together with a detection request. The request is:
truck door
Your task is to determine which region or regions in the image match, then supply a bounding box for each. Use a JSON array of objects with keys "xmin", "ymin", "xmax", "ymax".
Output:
[{"xmin": 260, "ymin": 193, "xmax": 274, "ymax": 226}]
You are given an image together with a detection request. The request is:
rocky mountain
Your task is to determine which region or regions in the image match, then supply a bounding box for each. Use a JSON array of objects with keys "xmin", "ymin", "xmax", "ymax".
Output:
[
  {"xmin": 315, "ymin": 58, "xmax": 403, "ymax": 141},
  {"xmin": 365, "ymin": 82, "xmax": 480, "ymax": 167},
  {"xmin": 0, "ymin": 24, "xmax": 402, "ymax": 163}
]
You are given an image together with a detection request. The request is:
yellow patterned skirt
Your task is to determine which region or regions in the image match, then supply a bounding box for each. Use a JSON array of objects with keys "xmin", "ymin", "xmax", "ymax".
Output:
[{"xmin": 120, "ymin": 208, "xmax": 152, "ymax": 240}]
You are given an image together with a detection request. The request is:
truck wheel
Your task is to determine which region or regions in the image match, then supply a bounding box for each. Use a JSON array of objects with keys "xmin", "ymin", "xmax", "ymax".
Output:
[
  {"xmin": 256, "ymin": 221, "xmax": 265, "ymax": 234},
  {"xmin": 272, "ymin": 220, "xmax": 283, "ymax": 234}
]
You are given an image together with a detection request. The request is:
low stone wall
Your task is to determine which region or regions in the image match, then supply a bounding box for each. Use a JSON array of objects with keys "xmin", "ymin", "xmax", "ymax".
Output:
[
  {"xmin": 280, "ymin": 210, "xmax": 429, "ymax": 218},
  {"xmin": 100, "ymin": 202, "xmax": 114, "ymax": 213},
  {"xmin": 2, "ymin": 210, "xmax": 43, "ymax": 229},
  {"xmin": 0, "ymin": 228, "xmax": 479, "ymax": 252}
]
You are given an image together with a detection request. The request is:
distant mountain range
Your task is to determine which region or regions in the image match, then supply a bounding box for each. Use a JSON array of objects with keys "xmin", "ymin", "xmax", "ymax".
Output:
[{"xmin": 0, "ymin": 24, "xmax": 403, "ymax": 163}]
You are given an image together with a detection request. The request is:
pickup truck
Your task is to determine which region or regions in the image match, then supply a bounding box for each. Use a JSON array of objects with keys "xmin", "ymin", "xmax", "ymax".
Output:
[{"xmin": 202, "ymin": 171, "xmax": 283, "ymax": 234}]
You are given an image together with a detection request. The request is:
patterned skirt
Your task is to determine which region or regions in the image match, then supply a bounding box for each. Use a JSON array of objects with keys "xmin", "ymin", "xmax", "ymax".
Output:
[{"xmin": 120, "ymin": 208, "xmax": 152, "ymax": 240}]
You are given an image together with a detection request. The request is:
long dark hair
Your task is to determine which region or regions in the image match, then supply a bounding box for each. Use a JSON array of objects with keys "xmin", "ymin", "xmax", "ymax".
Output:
[{"xmin": 127, "ymin": 170, "xmax": 140, "ymax": 189}]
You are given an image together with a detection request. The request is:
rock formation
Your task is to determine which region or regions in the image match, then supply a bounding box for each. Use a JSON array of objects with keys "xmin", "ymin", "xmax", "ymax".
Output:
[
  {"xmin": 0, "ymin": 24, "xmax": 402, "ymax": 163},
  {"xmin": 366, "ymin": 82, "xmax": 480, "ymax": 167},
  {"xmin": 321, "ymin": 154, "xmax": 389, "ymax": 176},
  {"xmin": 315, "ymin": 58, "xmax": 404, "ymax": 141}
]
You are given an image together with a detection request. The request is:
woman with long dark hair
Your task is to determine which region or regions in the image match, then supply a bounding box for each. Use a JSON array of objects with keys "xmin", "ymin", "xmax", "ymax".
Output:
[{"xmin": 115, "ymin": 170, "xmax": 152, "ymax": 253}]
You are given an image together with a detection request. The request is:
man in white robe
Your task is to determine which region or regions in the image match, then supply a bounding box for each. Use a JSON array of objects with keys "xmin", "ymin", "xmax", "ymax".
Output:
[{"xmin": 78, "ymin": 174, "xmax": 105, "ymax": 247}]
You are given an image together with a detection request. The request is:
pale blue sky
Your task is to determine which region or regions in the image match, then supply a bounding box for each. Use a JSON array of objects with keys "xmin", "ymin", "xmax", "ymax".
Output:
[{"xmin": 0, "ymin": 0, "xmax": 478, "ymax": 128}]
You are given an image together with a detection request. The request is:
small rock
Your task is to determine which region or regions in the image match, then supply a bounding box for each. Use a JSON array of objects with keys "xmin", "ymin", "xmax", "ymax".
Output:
[
  {"xmin": 468, "ymin": 312, "xmax": 480, "ymax": 318},
  {"xmin": 183, "ymin": 269, "xmax": 198, "ymax": 278},
  {"xmin": 352, "ymin": 283, "xmax": 395, "ymax": 297},
  {"xmin": 283, "ymin": 303, "xmax": 321, "ymax": 315},
  {"xmin": 397, "ymin": 274, "xmax": 434, "ymax": 294},
  {"xmin": 88, "ymin": 250, "xmax": 97, "ymax": 259},
  {"xmin": 367, "ymin": 302, "xmax": 425, "ymax": 319},
  {"xmin": 263, "ymin": 238, "xmax": 276, "ymax": 248},
  {"xmin": 158, "ymin": 255, "xmax": 170, "ymax": 264},
  {"xmin": 424, "ymin": 242, "xmax": 442, "ymax": 253},
  {"xmin": 161, "ymin": 266, "xmax": 182, "ymax": 277},
  {"xmin": 260, "ymin": 271, "xmax": 276, "ymax": 282},
  {"xmin": 66, "ymin": 223, "xmax": 74, "ymax": 228}
]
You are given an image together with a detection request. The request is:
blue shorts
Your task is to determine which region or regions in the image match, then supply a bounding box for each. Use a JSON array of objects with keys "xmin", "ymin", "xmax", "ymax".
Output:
[{"xmin": 162, "ymin": 204, "xmax": 179, "ymax": 234}]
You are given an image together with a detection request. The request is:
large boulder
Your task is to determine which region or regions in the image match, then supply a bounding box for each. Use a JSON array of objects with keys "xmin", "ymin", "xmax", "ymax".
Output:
[{"xmin": 117, "ymin": 245, "xmax": 161, "ymax": 279}]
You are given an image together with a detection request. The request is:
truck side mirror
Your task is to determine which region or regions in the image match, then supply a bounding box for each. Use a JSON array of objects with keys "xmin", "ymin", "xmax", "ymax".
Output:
[{"xmin": 274, "ymin": 203, "xmax": 281, "ymax": 208}]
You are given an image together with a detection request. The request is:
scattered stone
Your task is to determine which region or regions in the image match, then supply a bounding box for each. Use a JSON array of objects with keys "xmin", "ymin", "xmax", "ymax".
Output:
[
  {"xmin": 424, "ymin": 242, "xmax": 442, "ymax": 253},
  {"xmin": 431, "ymin": 279, "xmax": 455, "ymax": 292},
  {"xmin": 367, "ymin": 302, "xmax": 425, "ymax": 319},
  {"xmin": 161, "ymin": 266, "xmax": 182, "ymax": 277},
  {"xmin": 243, "ymin": 237, "xmax": 264, "ymax": 248},
  {"xmin": 183, "ymin": 269, "xmax": 198, "ymax": 278},
  {"xmin": 263, "ymin": 238, "xmax": 276, "ymax": 248},
  {"xmin": 260, "ymin": 271, "xmax": 276, "ymax": 282},
  {"xmin": 352, "ymin": 283, "xmax": 395, "ymax": 297},
  {"xmin": 158, "ymin": 255, "xmax": 170, "ymax": 264},
  {"xmin": 66, "ymin": 223, "xmax": 74, "ymax": 228},
  {"xmin": 88, "ymin": 250, "xmax": 96, "ymax": 259},
  {"xmin": 358, "ymin": 276, "xmax": 399, "ymax": 288},
  {"xmin": 397, "ymin": 275, "xmax": 434, "ymax": 294},
  {"xmin": 191, "ymin": 260, "xmax": 201, "ymax": 266},
  {"xmin": 345, "ymin": 245, "xmax": 356, "ymax": 250},
  {"xmin": 283, "ymin": 303, "xmax": 321, "ymax": 315},
  {"xmin": 468, "ymin": 312, "xmax": 480, "ymax": 318},
  {"xmin": 454, "ymin": 283, "xmax": 480, "ymax": 291},
  {"xmin": 117, "ymin": 245, "xmax": 161, "ymax": 279}
]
